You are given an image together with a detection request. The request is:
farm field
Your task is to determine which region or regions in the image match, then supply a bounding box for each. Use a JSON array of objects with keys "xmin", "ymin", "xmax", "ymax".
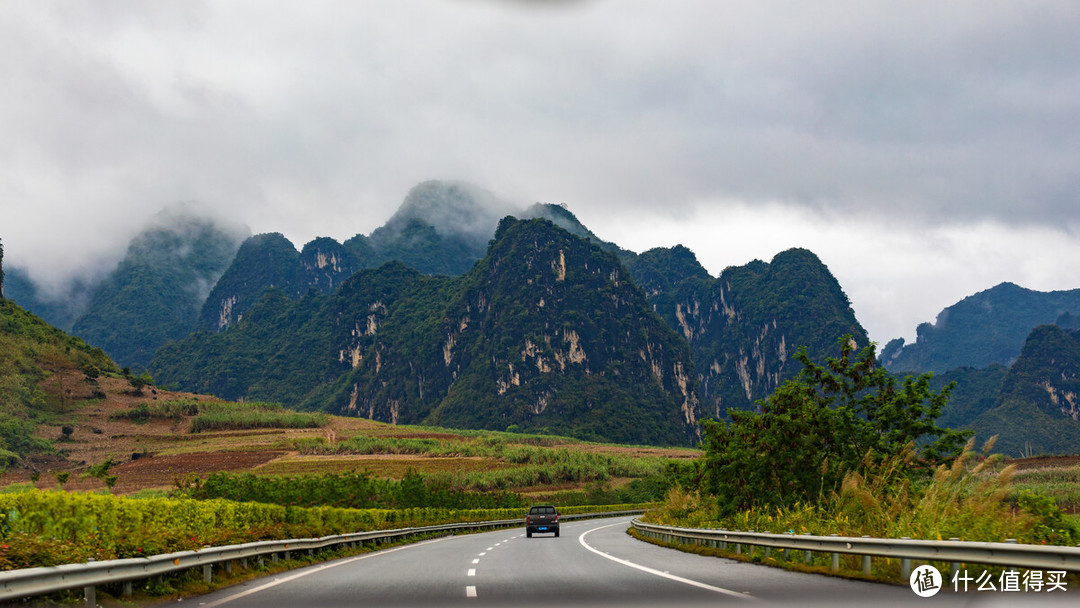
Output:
[
  {"xmin": 0, "ymin": 372, "xmax": 698, "ymax": 502},
  {"xmin": 1011, "ymin": 456, "xmax": 1080, "ymax": 515},
  {"xmin": 3, "ymin": 366, "xmax": 1078, "ymax": 526}
]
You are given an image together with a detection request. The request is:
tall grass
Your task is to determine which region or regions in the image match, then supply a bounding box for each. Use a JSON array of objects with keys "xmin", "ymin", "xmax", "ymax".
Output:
[
  {"xmin": 190, "ymin": 409, "xmax": 328, "ymax": 433},
  {"xmin": 110, "ymin": 399, "xmax": 328, "ymax": 432},
  {"xmin": 320, "ymin": 433, "xmax": 667, "ymax": 493},
  {"xmin": 647, "ymin": 438, "xmax": 1079, "ymax": 545}
]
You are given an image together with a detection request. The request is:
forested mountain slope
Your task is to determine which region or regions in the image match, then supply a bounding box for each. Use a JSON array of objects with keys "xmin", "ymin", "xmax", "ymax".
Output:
[{"xmin": 153, "ymin": 218, "xmax": 701, "ymax": 446}]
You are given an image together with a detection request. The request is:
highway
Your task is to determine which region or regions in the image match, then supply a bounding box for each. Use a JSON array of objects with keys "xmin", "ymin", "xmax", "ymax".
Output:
[{"xmin": 188, "ymin": 517, "xmax": 1023, "ymax": 607}]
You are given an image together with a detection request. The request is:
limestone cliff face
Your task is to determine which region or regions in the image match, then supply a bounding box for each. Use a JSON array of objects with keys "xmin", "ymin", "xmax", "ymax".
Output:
[
  {"xmin": 628, "ymin": 246, "xmax": 867, "ymax": 417},
  {"xmin": 299, "ymin": 237, "xmax": 355, "ymax": 295},
  {"xmin": 334, "ymin": 218, "xmax": 701, "ymax": 445},
  {"xmin": 958, "ymin": 324, "xmax": 1080, "ymax": 457},
  {"xmin": 199, "ymin": 233, "xmax": 301, "ymax": 331},
  {"xmin": 1000, "ymin": 324, "xmax": 1080, "ymax": 422},
  {"xmin": 156, "ymin": 217, "xmax": 701, "ymax": 446}
]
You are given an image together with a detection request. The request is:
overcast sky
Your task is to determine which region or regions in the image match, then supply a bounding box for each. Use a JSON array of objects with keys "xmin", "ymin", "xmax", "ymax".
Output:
[{"xmin": 3, "ymin": 0, "xmax": 1079, "ymax": 345}]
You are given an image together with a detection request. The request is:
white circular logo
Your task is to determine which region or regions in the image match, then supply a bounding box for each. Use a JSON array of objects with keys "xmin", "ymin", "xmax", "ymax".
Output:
[{"xmin": 910, "ymin": 565, "xmax": 943, "ymax": 597}]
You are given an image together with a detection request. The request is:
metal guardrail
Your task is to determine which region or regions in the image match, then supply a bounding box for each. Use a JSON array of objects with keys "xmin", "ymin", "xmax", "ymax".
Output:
[
  {"xmin": 631, "ymin": 519, "xmax": 1080, "ymax": 578},
  {"xmin": 0, "ymin": 510, "xmax": 642, "ymax": 605}
]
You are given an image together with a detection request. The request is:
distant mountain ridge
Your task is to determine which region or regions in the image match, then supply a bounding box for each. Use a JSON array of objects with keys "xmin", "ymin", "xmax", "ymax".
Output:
[
  {"xmin": 200, "ymin": 181, "xmax": 554, "ymax": 331},
  {"xmin": 881, "ymin": 282, "xmax": 1080, "ymax": 373},
  {"xmin": 3, "ymin": 266, "xmax": 95, "ymax": 332},
  {"xmin": 69, "ymin": 210, "xmax": 248, "ymax": 370},
  {"xmin": 10, "ymin": 179, "xmax": 876, "ymax": 446},
  {"xmin": 153, "ymin": 217, "xmax": 702, "ymax": 445},
  {"xmin": 196, "ymin": 182, "xmax": 867, "ymax": 423},
  {"xmin": 11, "ymin": 181, "xmax": 1080, "ymax": 454},
  {"xmin": 6, "ymin": 206, "xmax": 248, "ymax": 370},
  {"xmin": 960, "ymin": 324, "xmax": 1080, "ymax": 456},
  {"xmin": 627, "ymin": 246, "xmax": 868, "ymax": 417}
]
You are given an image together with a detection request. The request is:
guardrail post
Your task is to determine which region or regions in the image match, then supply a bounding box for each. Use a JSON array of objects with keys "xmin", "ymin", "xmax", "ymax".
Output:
[
  {"xmin": 900, "ymin": 538, "xmax": 911, "ymax": 580},
  {"xmin": 1005, "ymin": 539, "xmax": 1019, "ymax": 576},
  {"xmin": 830, "ymin": 534, "xmax": 840, "ymax": 571},
  {"xmin": 84, "ymin": 559, "xmax": 96, "ymax": 607},
  {"xmin": 949, "ymin": 538, "xmax": 960, "ymax": 576},
  {"xmin": 225, "ymin": 559, "xmax": 233, "ymax": 574},
  {"xmin": 803, "ymin": 533, "xmax": 812, "ymax": 564},
  {"xmin": 203, "ymin": 563, "xmax": 213, "ymax": 585},
  {"xmin": 122, "ymin": 580, "xmax": 133, "ymax": 598},
  {"xmin": 861, "ymin": 537, "xmax": 871, "ymax": 575}
]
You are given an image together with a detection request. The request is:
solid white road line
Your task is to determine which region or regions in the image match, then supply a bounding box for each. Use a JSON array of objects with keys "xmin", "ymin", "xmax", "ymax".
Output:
[{"xmin": 578, "ymin": 522, "xmax": 755, "ymax": 601}]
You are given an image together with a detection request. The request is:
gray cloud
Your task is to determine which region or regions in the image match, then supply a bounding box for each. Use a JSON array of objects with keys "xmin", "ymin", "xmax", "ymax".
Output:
[{"xmin": 2, "ymin": 0, "xmax": 1079, "ymax": 342}]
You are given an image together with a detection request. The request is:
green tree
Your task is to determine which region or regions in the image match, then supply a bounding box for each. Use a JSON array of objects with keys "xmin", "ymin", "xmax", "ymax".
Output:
[
  {"xmin": 398, "ymin": 469, "xmax": 429, "ymax": 508},
  {"xmin": 81, "ymin": 363, "xmax": 101, "ymax": 382},
  {"xmin": 701, "ymin": 336, "xmax": 969, "ymax": 515},
  {"xmin": 82, "ymin": 457, "xmax": 114, "ymax": 481},
  {"xmin": 129, "ymin": 371, "xmax": 153, "ymax": 394}
]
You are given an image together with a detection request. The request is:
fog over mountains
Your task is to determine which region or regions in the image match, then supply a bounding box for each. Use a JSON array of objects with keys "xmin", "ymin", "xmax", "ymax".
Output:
[{"xmin": 5, "ymin": 180, "xmax": 1080, "ymax": 451}]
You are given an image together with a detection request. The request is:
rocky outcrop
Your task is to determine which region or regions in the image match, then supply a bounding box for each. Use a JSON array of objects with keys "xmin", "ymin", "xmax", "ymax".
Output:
[{"xmin": 628, "ymin": 246, "xmax": 867, "ymax": 416}]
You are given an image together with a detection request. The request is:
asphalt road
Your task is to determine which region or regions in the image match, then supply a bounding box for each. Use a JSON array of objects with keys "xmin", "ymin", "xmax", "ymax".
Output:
[{"xmin": 188, "ymin": 517, "xmax": 1066, "ymax": 608}]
